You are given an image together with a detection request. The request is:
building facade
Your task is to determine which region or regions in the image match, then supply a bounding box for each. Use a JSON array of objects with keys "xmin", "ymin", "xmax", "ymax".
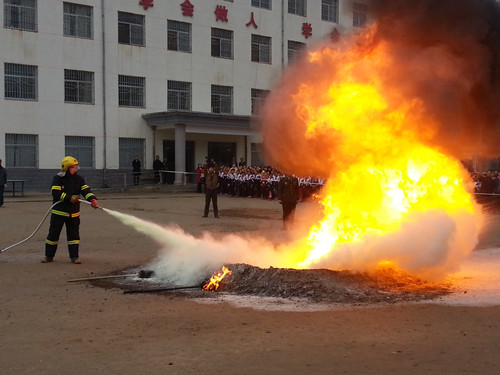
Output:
[{"xmin": 1, "ymin": 0, "xmax": 369, "ymax": 189}]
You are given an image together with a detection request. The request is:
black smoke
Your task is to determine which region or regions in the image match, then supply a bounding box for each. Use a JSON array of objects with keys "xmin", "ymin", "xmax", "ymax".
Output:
[{"xmin": 257, "ymin": 0, "xmax": 500, "ymax": 176}]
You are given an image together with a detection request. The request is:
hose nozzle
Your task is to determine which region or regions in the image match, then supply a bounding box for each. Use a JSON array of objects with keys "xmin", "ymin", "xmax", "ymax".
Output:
[{"xmin": 79, "ymin": 199, "xmax": 103, "ymax": 210}]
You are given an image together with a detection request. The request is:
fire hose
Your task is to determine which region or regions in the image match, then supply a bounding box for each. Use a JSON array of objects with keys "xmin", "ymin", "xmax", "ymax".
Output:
[{"xmin": 0, "ymin": 199, "xmax": 102, "ymax": 254}]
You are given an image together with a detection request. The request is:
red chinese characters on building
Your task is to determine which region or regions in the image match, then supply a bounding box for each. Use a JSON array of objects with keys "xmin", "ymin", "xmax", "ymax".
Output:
[
  {"xmin": 246, "ymin": 11, "xmax": 258, "ymax": 28},
  {"xmin": 180, "ymin": 0, "xmax": 194, "ymax": 17},
  {"xmin": 214, "ymin": 5, "xmax": 228, "ymax": 22},
  {"xmin": 302, "ymin": 22, "xmax": 312, "ymax": 38},
  {"xmin": 139, "ymin": 0, "xmax": 154, "ymax": 10}
]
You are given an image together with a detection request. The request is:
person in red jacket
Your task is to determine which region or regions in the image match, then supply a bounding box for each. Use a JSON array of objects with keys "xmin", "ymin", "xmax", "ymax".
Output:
[{"xmin": 42, "ymin": 156, "xmax": 99, "ymax": 264}]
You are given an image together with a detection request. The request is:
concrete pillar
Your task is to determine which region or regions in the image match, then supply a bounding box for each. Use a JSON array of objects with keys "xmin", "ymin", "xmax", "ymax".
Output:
[{"xmin": 174, "ymin": 123, "xmax": 186, "ymax": 185}]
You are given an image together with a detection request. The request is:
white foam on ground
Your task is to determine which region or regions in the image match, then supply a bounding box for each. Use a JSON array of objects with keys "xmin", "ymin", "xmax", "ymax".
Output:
[{"xmin": 434, "ymin": 247, "xmax": 500, "ymax": 307}]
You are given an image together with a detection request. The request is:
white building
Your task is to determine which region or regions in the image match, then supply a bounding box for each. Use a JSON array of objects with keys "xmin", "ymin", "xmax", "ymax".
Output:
[{"xmin": 0, "ymin": 0, "xmax": 369, "ymax": 189}]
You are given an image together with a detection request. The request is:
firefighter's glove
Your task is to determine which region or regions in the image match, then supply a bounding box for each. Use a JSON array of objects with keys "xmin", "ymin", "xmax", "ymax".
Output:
[
  {"xmin": 91, "ymin": 199, "xmax": 99, "ymax": 209},
  {"xmin": 70, "ymin": 195, "xmax": 80, "ymax": 204}
]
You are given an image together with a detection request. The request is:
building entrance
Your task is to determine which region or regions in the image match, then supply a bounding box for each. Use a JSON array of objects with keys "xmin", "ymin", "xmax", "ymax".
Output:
[
  {"xmin": 163, "ymin": 140, "xmax": 195, "ymax": 184},
  {"xmin": 207, "ymin": 142, "xmax": 236, "ymax": 167}
]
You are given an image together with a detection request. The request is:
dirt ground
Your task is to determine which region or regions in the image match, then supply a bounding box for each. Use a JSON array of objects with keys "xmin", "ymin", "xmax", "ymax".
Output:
[{"xmin": 1, "ymin": 189, "xmax": 500, "ymax": 375}]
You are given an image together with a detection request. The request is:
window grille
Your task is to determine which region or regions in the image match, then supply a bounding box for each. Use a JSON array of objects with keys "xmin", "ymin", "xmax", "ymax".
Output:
[
  {"xmin": 4, "ymin": 0, "xmax": 37, "ymax": 31},
  {"xmin": 5, "ymin": 133, "xmax": 38, "ymax": 168},
  {"xmin": 64, "ymin": 2, "xmax": 93, "ymax": 39},
  {"xmin": 251, "ymin": 35, "xmax": 271, "ymax": 64},
  {"xmin": 321, "ymin": 0, "xmax": 338, "ymax": 22},
  {"xmin": 118, "ymin": 75, "xmax": 145, "ymax": 107},
  {"xmin": 252, "ymin": 0, "xmax": 271, "ymax": 10},
  {"xmin": 64, "ymin": 69, "xmax": 94, "ymax": 104},
  {"xmin": 4, "ymin": 63, "xmax": 37, "ymax": 100},
  {"xmin": 353, "ymin": 2, "xmax": 368, "ymax": 27},
  {"xmin": 251, "ymin": 89, "xmax": 270, "ymax": 114},
  {"xmin": 118, "ymin": 12, "xmax": 145, "ymax": 46},
  {"xmin": 119, "ymin": 138, "xmax": 144, "ymax": 169},
  {"xmin": 287, "ymin": 40, "xmax": 306, "ymax": 63},
  {"xmin": 211, "ymin": 85, "xmax": 233, "ymax": 114},
  {"xmin": 167, "ymin": 20, "xmax": 191, "ymax": 52},
  {"xmin": 211, "ymin": 28, "xmax": 233, "ymax": 59},
  {"xmin": 65, "ymin": 136, "xmax": 94, "ymax": 168},
  {"xmin": 167, "ymin": 80, "xmax": 191, "ymax": 111},
  {"xmin": 288, "ymin": 0, "xmax": 306, "ymax": 16}
]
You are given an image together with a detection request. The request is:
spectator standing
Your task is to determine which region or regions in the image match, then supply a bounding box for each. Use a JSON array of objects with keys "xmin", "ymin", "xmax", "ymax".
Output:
[
  {"xmin": 132, "ymin": 155, "xmax": 141, "ymax": 185},
  {"xmin": 196, "ymin": 163, "xmax": 204, "ymax": 193},
  {"xmin": 203, "ymin": 161, "xmax": 220, "ymax": 218},
  {"xmin": 153, "ymin": 155, "xmax": 162, "ymax": 183},
  {"xmin": 278, "ymin": 174, "xmax": 299, "ymax": 229},
  {"xmin": 162, "ymin": 157, "xmax": 169, "ymax": 184},
  {"xmin": 0, "ymin": 159, "xmax": 6, "ymax": 207}
]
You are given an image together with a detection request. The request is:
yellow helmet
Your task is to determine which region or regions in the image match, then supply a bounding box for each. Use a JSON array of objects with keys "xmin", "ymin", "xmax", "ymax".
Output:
[{"xmin": 61, "ymin": 156, "xmax": 78, "ymax": 171}]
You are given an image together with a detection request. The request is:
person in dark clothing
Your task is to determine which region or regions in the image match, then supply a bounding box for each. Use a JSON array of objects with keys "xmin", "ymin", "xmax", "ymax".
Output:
[
  {"xmin": 132, "ymin": 155, "xmax": 141, "ymax": 185},
  {"xmin": 278, "ymin": 174, "xmax": 299, "ymax": 229},
  {"xmin": 479, "ymin": 170, "xmax": 495, "ymax": 194},
  {"xmin": 203, "ymin": 161, "xmax": 220, "ymax": 218},
  {"xmin": 0, "ymin": 159, "xmax": 6, "ymax": 207},
  {"xmin": 153, "ymin": 155, "xmax": 163, "ymax": 183},
  {"xmin": 42, "ymin": 156, "xmax": 99, "ymax": 264}
]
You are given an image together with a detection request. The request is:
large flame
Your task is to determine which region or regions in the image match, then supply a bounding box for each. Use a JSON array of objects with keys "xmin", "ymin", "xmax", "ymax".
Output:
[{"xmin": 259, "ymin": 24, "xmax": 485, "ymax": 279}]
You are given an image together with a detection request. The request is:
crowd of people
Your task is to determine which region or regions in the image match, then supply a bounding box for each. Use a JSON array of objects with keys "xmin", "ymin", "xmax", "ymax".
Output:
[
  {"xmin": 471, "ymin": 170, "xmax": 500, "ymax": 194},
  {"xmin": 196, "ymin": 163, "xmax": 325, "ymax": 202}
]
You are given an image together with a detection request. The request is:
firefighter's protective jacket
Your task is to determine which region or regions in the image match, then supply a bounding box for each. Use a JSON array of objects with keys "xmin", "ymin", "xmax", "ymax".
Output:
[{"xmin": 51, "ymin": 173, "xmax": 96, "ymax": 217}]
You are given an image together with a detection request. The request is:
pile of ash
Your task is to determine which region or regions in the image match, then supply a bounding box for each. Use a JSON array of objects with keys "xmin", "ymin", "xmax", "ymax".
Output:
[
  {"xmin": 93, "ymin": 263, "xmax": 451, "ymax": 305},
  {"xmin": 216, "ymin": 264, "xmax": 451, "ymax": 304}
]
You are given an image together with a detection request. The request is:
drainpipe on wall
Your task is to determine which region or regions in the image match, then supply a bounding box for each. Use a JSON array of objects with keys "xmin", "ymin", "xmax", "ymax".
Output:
[
  {"xmin": 281, "ymin": 0, "xmax": 285, "ymax": 70},
  {"xmin": 101, "ymin": 0, "xmax": 108, "ymax": 187},
  {"xmin": 152, "ymin": 126, "xmax": 157, "ymax": 165}
]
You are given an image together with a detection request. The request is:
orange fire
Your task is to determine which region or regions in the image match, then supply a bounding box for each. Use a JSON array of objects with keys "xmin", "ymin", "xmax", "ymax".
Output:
[
  {"xmin": 202, "ymin": 266, "xmax": 232, "ymax": 291},
  {"xmin": 261, "ymin": 25, "xmax": 483, "ymax": 279}
]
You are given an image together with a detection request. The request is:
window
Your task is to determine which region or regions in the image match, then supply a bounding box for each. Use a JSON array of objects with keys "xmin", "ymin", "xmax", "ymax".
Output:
[
  {"xmin": 118, "ymin": 75, "xmax": 145, "ymax": 107},
  {"xmin": 252, "ymin": 0, "xmax": 271, "ymax": 9},
  {"xmin": 211, "ymin": 28, "xmax": 233, "ymax": 59},
  {"xmin": 321, "ymin": 0, "xmax": 338, "ymax": 22},
  {"xmin": 4, "ymin": 63, "xmax": 37, "ymax": 100},
  {"xmin": 65, "ymin": 136, "xmax": 94, "ymax": 168},
  {"xmin": 251, "ymin": 89, "xmax": 270, "ymax": 114},
  {"xmin": 167, "ymin": 80, "xmax": 191, "ymax": 111},
  {"xmin": 211, "ymin": 85, "xmax": 233, "ymax": 114},
  {"xmin": 288, "ymin": 0, "xmax": 306, "ymax": 16},
  {"xmin": 64, "ymin": 69, "xmax": 94, "ymax": 104},
  {"xmin": 119, "ymin": 138, "xmax": 145, "ymax": 169},
  {"xmin": 287, "ymin": 40, "xmax": 306, "ymax": 63},
  {"xmin": 5, "ymin": 133, "xmax": 38, "ymax": 168},
  {"xmin": 4, "ymin": 0, "xmax": 37, "ymax": 32},
  {"xmin": 353, "ymin": 2, "xmax": 368, "ymax": 27},
  {"xmin": 251, "ymin": 34, "xmax": 271, "ymax": 64},
  {"xmin": 167, "ymin": 20, "xmax": 191, "ymax": 52},
  {"xmin": 64, "ymin": 2, "xmax": 93, "ymax": 39},
  {"xmin": 118, "ymin": 11, "xmax": 144, "ymax": 46}
]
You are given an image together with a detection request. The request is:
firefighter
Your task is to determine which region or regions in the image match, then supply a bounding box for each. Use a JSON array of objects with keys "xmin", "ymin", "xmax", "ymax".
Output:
[
  {"xmin": 42, "ymin": 156, "xmax": 99, "ymax": 264},
  {"xmin": 278, "ymin": 173, "xmax": 299, "ymax": 230}
]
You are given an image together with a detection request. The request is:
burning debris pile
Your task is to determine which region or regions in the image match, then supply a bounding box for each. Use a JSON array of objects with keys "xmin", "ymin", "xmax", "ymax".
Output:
[{"xmin": 217, "ymin": 264, "xmax": 451, "ymax": 304}]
